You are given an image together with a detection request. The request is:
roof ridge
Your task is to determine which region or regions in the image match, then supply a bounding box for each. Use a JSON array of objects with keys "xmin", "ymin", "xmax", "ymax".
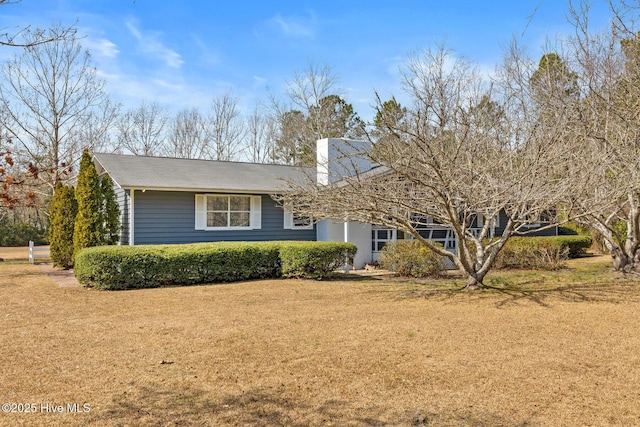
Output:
[{"xmin": 93, "ymin": 152, "xmax": 304, "ymax": 169}]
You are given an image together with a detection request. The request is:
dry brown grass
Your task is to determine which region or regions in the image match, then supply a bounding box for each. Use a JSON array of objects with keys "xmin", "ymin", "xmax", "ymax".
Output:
[{"xmin": 1, "ymin": 249, "xmax": 640, "ymax": 426}]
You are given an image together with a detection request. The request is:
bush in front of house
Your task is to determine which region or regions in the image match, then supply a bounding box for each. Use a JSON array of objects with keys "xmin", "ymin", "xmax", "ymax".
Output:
[
  {"xmin": 279, "ymin": 241, "xmax": 357, "ymax": 279},
  {"xmin": 549, "ymin": 235, "xmax": 592, "ymax": 258},
  {"xmin": 378, "ymin": 240, "xmax": 447, "ymax": 277},
  {"xmin": 493, "ymin": 235, "xmax": 592, "ymax": 270},
  {"xmin": 74, "ymin": 241, "xmax": 357, "ymax": 289}
]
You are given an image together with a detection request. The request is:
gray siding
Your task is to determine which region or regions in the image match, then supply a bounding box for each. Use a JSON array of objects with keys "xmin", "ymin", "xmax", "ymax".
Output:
[
  {"xmin": 133, "ymin": 191, "xmax": 316, "ymax": 245},
  {"xmin": 115, "ymin": 187, "xmax": 130, "ymax": 245}
]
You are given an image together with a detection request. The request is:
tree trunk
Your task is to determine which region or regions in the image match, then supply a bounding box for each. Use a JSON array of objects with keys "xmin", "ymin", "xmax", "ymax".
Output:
[
  {"xmin": 610, "ymin": 245, "xmax": 640, "ymax": 273},
  {"xmin": 465, "ymin": 272, "xmax": 486, "ymax": 290}
]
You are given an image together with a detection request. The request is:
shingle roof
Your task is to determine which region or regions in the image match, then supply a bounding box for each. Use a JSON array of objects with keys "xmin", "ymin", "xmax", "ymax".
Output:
[{"xmin": 93, "ymin": 153, "xmax": 313, "ymax": 193}]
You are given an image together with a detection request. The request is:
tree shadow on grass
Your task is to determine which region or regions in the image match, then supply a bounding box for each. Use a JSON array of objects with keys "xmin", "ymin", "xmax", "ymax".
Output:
[
  {"xmin": 403, "ymin": 279, "xmax": 640, "ymax": 308},
  {"xmin": 92, "ymin": 380, "xmax": 533, "ymax": 426},
  {"xmin": 92, "ymin": 383, "xmax": 394, "ymax": 426}
]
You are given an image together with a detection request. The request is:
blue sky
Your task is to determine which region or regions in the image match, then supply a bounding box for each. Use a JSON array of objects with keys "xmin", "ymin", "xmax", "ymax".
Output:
[{"xmin": 1, "ymin": 0, "xmax": 613, "ymax": 121}]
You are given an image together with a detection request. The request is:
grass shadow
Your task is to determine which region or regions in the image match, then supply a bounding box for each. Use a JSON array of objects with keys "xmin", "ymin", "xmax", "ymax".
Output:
[
  {"xmin": 93, "ymin": 382, "xmax": 394, "ymax": 426},
  {"xmin": 402, "ymin": 276, "xmax": 640, "ymax": 308}
]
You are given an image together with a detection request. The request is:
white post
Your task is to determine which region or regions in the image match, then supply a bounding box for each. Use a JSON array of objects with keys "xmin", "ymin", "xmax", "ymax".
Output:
[
  {"xmin": 343, "ymin": 220, "xmax": 351, "ymax": 273},
  {"xmin": 28, "ymin": 240, "xmax": 34, "ymax": 264}
]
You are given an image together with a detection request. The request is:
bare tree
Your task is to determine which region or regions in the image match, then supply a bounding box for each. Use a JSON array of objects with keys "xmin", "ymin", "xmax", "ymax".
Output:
[
  {"xmin": 0, "ymin": 25, "xmax": 111, "ymax": 192},
  {"xmin": 280, "ymin": 46, "xmax": 574, "ymax": 289},
  {"xmin": 208, "ymin": 92, "xmax": 244, "ymax": 161},
  {"xmin": 552, "ymin": 0, "xmax": 640, "ymax": 272},
  {"xmin": 0, "ymin": 4, "xmax": 78, "ymax": 213},
  {"xmin": 270, "ymin": 61, "xmax": 364, "ymax": 165},
  {"xmin": 117, "ymin": 100, "xmax": 169, "ymax": 156},
  {"xmin": 0, "ymin": 1, "xmax": 76, "ymax": 48},
  {"xmin": 245, "ymin": 106, "xmax": 277, "ymax": 163},
  {"xmin": 164, "ymin": 108, "xmax": 210, "ymax": 159},
  {"xmin": 70, "ymin": 97, "xmax": 121, "ymax": 155}
]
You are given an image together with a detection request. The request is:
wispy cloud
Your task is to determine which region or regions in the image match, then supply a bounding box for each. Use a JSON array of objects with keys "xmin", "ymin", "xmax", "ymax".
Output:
[
  {"xmin": 192, "ymin": 35, "xmax": 221, "ymax": 69},
  {"xmin": 267, "ymin": 13, "xmax": 316, "ymax": 39},
  {"xmin": 125, "ymin": 20, "xmax": 184, "ymax": 69},
  {"xmin": 83, "ymin": 37, "xmax": 119, "ymax": 59}
]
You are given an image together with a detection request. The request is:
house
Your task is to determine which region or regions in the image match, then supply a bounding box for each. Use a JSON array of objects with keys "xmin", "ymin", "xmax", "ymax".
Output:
[
  {"xmin": 94, "ymin": 138, "xmax": 557, "ymax": 269},
  {"xmin": 92, "ymin": 154, "xmax": 317, "ymax": 247}
]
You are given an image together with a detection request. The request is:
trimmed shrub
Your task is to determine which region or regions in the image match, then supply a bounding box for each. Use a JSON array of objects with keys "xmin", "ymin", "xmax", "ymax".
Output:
[
  {"xmin": 493, "ymin": 235, "xmax": 592, "ymax": 270},
  {"xmin": 75, "ymin": 242, "xmax": 282, "ymax": 290},
  {"xmin": 74, "ymin": 241, "xmax": 356, "ymax": 289},
  {"xmin": 548, "ymin": 235, "xmax": 592, "ymax": 258},
  {"xmin": 279, "ymin": 241, "xmax": 357, "ymax": 279},
  {"xmin": 494, "ymin": 238, "xmax": 567, "ymax": 270},
  {"xmin": 378, "ymin": 240, "xmax": 446, "ymax": 277}
]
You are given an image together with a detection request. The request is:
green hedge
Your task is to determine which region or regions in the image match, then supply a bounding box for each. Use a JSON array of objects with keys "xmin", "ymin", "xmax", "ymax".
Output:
[
  {"xmin": 493, "ymin": 235, "xmax": 592, "ymax": 270},
  {"xmin": 507, "ymin": 235, "xmax": 591, "ymax": 258},
  {"xmin": 74, "ymin": 241, "xmax": 357, "ymax": 290},
  {"xmin": 279, "ymin": 241, "xmax": 357, "ymax": 279}
]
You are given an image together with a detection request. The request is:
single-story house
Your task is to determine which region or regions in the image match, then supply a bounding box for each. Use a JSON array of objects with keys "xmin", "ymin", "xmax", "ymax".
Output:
[{"xmin": 94, "ymin": 138, "xmax": 556, "ymax": 269}]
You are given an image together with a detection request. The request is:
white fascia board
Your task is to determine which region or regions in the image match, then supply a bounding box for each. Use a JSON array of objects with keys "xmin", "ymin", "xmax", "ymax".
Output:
[{"xmin": 120, "ymin": 186, "xmax": 276, "ymax": 194}]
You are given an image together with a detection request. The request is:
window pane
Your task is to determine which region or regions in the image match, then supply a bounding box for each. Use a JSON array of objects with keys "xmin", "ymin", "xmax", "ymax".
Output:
[
  {"xmin": 207, "ymin": 212, "xmax": 228, "ymax": 227},
  {"xmin": 229, "ymin": 196, "xmax": 250, "ymax": 211},
  {"xmin": 377, "ymin": 242, "xmax": 386, "ymax": 251},
  {"xmin": 230, "ymin": 212, "xmax": 250, "ymax": 227},
  {"xmin": 432, "ymin": 230, "xmax": 447, "ymax": 239},
  {"xmin": 208, "ymin": 196, "xmax": 228, "ymax": 211}
]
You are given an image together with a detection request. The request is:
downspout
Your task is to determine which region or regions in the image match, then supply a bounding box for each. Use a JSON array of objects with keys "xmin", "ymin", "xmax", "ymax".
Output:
[
  {"xmin": 130, "ymin": 189, "xmax": 135, "ymax": 245},
  {"xmin": 343, "ymin": 218, "xmax": 351, "ymax": 273}
]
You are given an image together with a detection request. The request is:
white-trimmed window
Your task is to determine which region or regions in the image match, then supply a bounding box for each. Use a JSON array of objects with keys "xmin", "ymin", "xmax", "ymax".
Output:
[
  {"xmin": 195, "ymin": 194, "xmax": 261, "ymax": 230},
  {"xmin": 283, "ymin": 203, "xmax": 313, "ymax": 230}
]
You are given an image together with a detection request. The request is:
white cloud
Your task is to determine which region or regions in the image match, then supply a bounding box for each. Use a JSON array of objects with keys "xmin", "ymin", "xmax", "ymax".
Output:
[
  {"xmin": 125, "ymin": 20, "xmax": 184, "ymax": 69},
  {"xmin": 192, "ymin": 35, "xmax": 221, "ymax": 69},
  {"xmin": 252, "ymin": 75, "xmax": 267, "ymax": 87},
  {"xmin": 268, "ymin": 13, "xmax": 315, "ymax": 38},
  {"xmin": 83, "ymin": 38, "xmax": 119, "ymax": 59}
]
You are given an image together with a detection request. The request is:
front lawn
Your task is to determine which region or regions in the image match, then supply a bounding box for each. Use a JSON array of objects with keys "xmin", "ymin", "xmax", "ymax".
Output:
[{"xmin": 0, "ymin": 252, "xmax": 639, "ymax": 426}]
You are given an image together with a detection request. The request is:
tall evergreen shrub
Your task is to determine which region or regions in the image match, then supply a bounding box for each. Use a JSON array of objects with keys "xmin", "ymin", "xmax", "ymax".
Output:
[
  {"xmin": 73, "ymin": 149, "xmax": 104, "ymax": 259},
  {"xmin": 49, "ymin": 183, "xmax": 77, "ymax": 268},
  {"xmin": 101, "ymin": 173, "xmax": 120, "ymax": 245}
]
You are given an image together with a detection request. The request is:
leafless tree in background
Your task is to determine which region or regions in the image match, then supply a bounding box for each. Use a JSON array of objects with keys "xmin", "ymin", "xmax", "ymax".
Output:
[
  {"xmin": 0, "ymin": 25, "xmax": 111, "ymax": 191},
  {"xmin": 208, "ymin": 92, "xmax": 244, "ymax": 161},
  {"xmin": 117, "ymin": 100, "xmax": 168, "ymax": 156},
  {"xmin": 245, "ymin": 106, "xmax": 277, "ymax": 163},
  {"xmin": 71, "ymin": 97, "xmax": 121, "ymax": 155},
  {"xmin": 164, "ymin": 108, "xmax": 211, "ymax": 159}
]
